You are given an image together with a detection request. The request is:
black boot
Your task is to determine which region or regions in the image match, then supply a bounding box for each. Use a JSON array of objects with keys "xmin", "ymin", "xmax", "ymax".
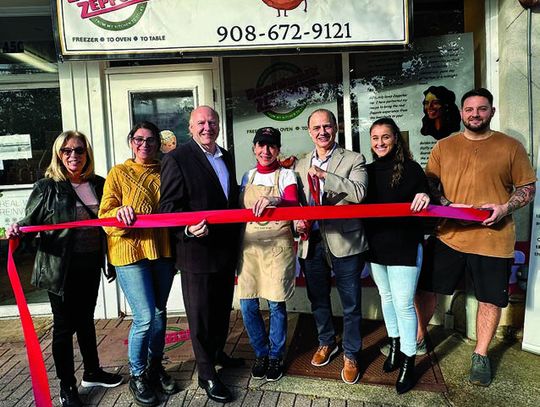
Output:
[
  {"xmin": 383, "ymin": 337, "xmax": 401, "ymax": 372},
  {"xmin": 147, "ymin": 358, "xmax": 180, "ymax": 395},
  {"xmin": 129, "ymin": 374, "xmax": 159, "ymax": 406},
  {"xmin": 59, "ymin": 384, "xmax": 83, "ymax": 407},
  {"xmin": 396, "ymin": 352, "xmax": 416, "ymax": 394}
]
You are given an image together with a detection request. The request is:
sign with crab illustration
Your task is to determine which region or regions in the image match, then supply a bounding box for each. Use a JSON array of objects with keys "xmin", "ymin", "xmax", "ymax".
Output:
[{"xmin": 53, "ymin": 0, "xmax": 409, "ymax": 58}]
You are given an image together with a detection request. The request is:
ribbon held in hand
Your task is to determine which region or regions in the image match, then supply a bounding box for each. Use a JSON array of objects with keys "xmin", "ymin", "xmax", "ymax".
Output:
[
  {"xmin": 299, "ymin": 174, "xmax": 322, "ymax": 240},
  {"xmin": 6, "ymin": 202, "xmax": 490, "ymax": 407},
  {"xmin": 16, "ymin": 203, "xmax": 490, "ymax": 234},
  {"xmin": 7, "ymin": 238, "xmax": 52, "ymax": 407}
]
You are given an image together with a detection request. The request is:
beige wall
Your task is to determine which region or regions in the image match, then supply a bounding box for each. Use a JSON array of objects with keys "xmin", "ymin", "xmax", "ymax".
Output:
[{"xmin": 497, "ymin": 0, "xmax": 539, "ymax": 241}]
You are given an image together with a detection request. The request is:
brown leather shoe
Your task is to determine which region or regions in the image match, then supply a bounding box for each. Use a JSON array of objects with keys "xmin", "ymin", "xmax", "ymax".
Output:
[
  {"xmin": 311, "ymin": 344, "xmax": 338, "ymax": 366},
  {"xmin": 341, "ymin": 356, "xmax": 359, "ymax": 384}
]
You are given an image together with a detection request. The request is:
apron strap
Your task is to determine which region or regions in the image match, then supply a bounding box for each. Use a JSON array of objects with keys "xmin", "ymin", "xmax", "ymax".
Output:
[
  {"xmin": 247, "ymin": 168, "xmax": 257, "ymax": 185},
  {"xmin": 272, "ymin": 168, "xmax": 281, "ymax": 192},
  {"xmin": 247, "ymin": 167, "xmax": 282, "ymax": 193}
]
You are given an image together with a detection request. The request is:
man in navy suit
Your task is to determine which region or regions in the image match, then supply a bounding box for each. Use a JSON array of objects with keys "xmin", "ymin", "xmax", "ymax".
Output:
[{"xmin": 160, "ymin": 106, "xmax": 242, "ymax": 403}]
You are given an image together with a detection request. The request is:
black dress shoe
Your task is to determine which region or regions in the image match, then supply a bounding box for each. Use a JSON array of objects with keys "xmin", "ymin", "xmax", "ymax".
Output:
[
  {"xmin": 198, "ymin": 377, "xmax": 233, "ymax": 403},
  {"xmin": 215, "ymin": 351, "xmax": 245, "ymax": 368}
]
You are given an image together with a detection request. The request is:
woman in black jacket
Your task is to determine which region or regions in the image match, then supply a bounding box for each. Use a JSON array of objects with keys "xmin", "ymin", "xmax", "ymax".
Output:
[
  {"xmin": 364, "ymin": 118, "xmax": 430, "ymax": 395},
  {"xmin": 6, "ymin": 131, "xmax": 122, "ymax": 407}
]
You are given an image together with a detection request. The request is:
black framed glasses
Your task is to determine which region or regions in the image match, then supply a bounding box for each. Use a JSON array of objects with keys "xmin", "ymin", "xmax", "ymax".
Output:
[
  {"xmin": 131, "ymin": 137, "xmax": 158, "ymax": 146},
  {"xmin": 60, "ymin": 147, "xmax": 86, "ymax": 156}
]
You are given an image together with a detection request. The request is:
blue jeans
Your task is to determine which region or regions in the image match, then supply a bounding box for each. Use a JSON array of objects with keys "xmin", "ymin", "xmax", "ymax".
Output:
[
  {"xmin": 240, "ymin": 298, "xmax": 287, "ymax": 359},
  {"xmin": 116, "ymin": 258, "xmax": 175, "ymax": 376},
  {"xmin": 369, "ymin": 245, "xmax": 422, "ymax": 357},
  {"xmin": 302, "ymin": 240, "xmax": 364, "ymax": 361}
]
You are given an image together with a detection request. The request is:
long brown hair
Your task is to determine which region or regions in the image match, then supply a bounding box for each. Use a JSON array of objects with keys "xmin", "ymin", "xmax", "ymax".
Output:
[{"xmin": 369, "ymin": 117, "xmax": 412, "ymax": 188}]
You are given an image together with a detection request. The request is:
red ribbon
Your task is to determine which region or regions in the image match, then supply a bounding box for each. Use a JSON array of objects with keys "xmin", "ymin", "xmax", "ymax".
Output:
[
  {"xmin": 17, "ymin": 203, "xmax": 489, "ymax": 234},
  {"xmin": 307, "ymin": 175, "xmax": 321, "ymax": 206},
  {"xmin": 6, "ymin": 239, "xmax": 52, "ymax": 407},
  {"xmin": 6, "ymin": 203, "xmax": 489, "ymax": 407}
]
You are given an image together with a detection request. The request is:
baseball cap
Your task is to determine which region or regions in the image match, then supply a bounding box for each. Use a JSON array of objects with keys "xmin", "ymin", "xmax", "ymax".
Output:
[{"xmin": 253, "ymin": 127, "xmax": 281, "ymax": 147}]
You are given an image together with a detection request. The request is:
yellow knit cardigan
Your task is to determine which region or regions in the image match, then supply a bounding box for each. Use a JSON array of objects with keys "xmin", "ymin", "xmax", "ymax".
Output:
[{"xmin": 99, "ymin": 159, "xmax": 172, "ymax": 266}]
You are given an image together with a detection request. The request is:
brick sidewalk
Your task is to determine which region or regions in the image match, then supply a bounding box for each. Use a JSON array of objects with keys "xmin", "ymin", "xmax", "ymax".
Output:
[
  {"xmin": 0, "ymin": 311, "xmax": 351, "ymax": 407},
  {"xmin": 3, "ymin": 311, "xmax": 538, "ymax": 407}
]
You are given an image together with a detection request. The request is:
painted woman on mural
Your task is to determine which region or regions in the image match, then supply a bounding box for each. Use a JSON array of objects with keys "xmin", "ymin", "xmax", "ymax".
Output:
[{"xmin": 420, "ymin": 85, "xmax": 461, "ymax": 140}]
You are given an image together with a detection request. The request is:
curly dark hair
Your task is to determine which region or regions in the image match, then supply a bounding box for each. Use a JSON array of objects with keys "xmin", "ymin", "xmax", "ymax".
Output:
[
  {"xmin": 420, "ymin": 86, "xmax": 461, "ymax": 140},
  {"xmin": 370, "ymin": 117, "xmax": 412, "ymax": 188}
]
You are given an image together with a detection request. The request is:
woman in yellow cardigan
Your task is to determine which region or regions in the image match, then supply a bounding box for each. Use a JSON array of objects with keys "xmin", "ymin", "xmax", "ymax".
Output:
[{"xmin": 99, "ymin": 121, "xmax": 178, "ymax": 407}]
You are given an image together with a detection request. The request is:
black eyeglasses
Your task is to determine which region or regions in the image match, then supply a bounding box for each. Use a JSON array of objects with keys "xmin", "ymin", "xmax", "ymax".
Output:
[
  {"xmin": 60, "ymin": 147, "xmax": 86, "ymax": 156},
  {"xmin": 131, "ymin": 137, "xmax": 158, "ymax": 146}
]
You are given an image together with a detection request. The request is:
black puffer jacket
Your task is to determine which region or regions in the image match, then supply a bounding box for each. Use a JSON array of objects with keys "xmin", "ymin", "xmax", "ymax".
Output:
[{"xmin": 18, "ymin": 176, "xmax": 105, "ymax": 295}]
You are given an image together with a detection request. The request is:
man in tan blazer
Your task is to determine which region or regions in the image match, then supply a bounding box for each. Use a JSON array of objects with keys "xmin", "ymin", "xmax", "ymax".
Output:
[{"xmin": 295, "ymin": 108, "xmax": 368, "ymax": 385}]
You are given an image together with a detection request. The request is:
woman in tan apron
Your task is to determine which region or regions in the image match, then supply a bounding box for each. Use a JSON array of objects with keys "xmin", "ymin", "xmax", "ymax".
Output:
[{"xmin": 238, "ymin": 127, "xmax": 298, "ymax": 382}]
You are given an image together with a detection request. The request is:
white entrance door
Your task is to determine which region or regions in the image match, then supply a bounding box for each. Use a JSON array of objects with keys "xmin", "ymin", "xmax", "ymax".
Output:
[{"xmin": 107, "ymin": 68, "xmax": 214, "ymax": 316}]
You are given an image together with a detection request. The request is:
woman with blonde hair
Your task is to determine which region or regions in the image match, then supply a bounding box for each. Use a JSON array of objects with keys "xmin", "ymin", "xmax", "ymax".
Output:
[{"xmin": 6, "ymin": 131, "xmax": 122, "ymax": 407}]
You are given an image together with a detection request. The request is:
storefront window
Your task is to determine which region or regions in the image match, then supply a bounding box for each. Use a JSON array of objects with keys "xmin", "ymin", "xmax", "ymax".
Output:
[
  {"xmin": 0, "ymin": 88, "xmax": 61, "ymax": 185},
  {"xmin": 131, "ymin": 90, "xmax": 194, "ymax": 145},
  {"xmin": 0, "ymin": 14, "xmax": 60, "ymax": 308},
  {"xmin": 0, "ymin": 16, "xmax": 57, "ymax": 75},
  {"xmin": 349, "ymin": 1, "xmax": 470, "ymax": 163},
  {"xmin": 224, "ymin": 55, "xmax": 342, "ymax": 180},
  {"xmin": 350, "ymin": 33, "xmax": 474, "ymax": 166}
]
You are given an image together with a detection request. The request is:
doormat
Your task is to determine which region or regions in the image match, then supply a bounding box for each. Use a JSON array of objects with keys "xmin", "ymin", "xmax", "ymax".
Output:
[
  {"xmin": 284, "ymin": 313, "xmax": 447, "ymax": 392},
  {"xmin": 97, "ymin": 319, "xmax": 195, "ymax": 367}
]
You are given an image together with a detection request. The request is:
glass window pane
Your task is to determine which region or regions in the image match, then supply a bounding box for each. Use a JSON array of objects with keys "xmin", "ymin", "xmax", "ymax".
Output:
[
  {"xmin": 0, "ymin": 86, "xmax": 61, "ymax": 306},
  {"xmin": 349, "ymin": 34, "xmax": 473, "ymax": 167},
  {"xmin": 223, "ymin": 55, "xmax": 342, "ymax": 181},
  {"xmin": 0, "ymin": 16, "xmax": 57, "ymax": 75},
  {"xmin": 131, "ymin": 90, "xmax": 195, "ymax": 145},
  {"xmin": 0, "ymin": 88, "xmax": 62, "ymax": 185}
]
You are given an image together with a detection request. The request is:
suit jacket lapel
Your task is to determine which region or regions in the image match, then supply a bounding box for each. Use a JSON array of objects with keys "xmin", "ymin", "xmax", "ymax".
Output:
[
  {"xmin": 223, "ymin": 150, "xmax": 237, "ymax": 204},
  {"xmin": 327, "ymin": 146, "xmax": 344, "ymax": 174},
  {"xmin": 188, "ymin": 138, "xmax": 226, "ymax": 198},
  {"xmin": 301, "ymin": 153, "xmax": 312, "ymax": 204}
]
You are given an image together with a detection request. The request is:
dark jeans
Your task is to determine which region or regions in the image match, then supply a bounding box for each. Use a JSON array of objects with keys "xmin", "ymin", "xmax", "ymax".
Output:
[
  {"xmin": 301, "ymin": 239, "xmax": 365, "ymax": 361},
  {"xmin": 48, "ymin": 252, "xmax": 102, "ymax": 388}
]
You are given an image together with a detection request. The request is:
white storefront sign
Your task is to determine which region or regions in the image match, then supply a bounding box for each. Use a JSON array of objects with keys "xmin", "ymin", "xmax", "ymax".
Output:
[
  {"xmin": 0, "ymin": 134, "xmax": 32, "ymax": 160},
  {"xmin": 54, "ymin": 0, "xmax": 409, "ymax": 57},
  {"xmin": 0, "ymin": 188, "xmax": 32, "ymax": 234}
]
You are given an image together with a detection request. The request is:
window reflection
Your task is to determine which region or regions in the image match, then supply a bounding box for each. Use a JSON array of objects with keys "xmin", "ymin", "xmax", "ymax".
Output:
[{"xmin": 131, "ymin": 90, "xmax": 194, "ymax": 145}]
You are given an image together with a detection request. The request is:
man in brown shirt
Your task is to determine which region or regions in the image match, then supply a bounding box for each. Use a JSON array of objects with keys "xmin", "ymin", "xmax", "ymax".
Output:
[{"xmin": 416, "ymin": 88, "xmax": 536, "ymax": 386}]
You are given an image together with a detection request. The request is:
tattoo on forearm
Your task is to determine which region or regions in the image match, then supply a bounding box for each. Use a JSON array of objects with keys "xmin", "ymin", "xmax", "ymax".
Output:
[{"xmin": 507, "ymin": 183, "xmax": 536, "ymax": 214}]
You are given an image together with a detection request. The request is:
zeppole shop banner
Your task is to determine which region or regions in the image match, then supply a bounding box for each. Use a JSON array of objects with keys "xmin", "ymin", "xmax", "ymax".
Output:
[{"xmin": 53, "ymin": 0, "xmax": 410, "ymax": 58}]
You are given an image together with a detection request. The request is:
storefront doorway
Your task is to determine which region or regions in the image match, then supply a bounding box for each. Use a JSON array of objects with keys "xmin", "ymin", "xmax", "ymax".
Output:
[{"xmin": 107, "ymin": 66, "xmax": 215, "ymax": 316}]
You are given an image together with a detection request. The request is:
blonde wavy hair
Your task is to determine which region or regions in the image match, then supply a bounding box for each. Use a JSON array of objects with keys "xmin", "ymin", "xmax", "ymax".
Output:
[{"xmin": 45, "ymin": 130, "xmax": 95, "ymax": 181}]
